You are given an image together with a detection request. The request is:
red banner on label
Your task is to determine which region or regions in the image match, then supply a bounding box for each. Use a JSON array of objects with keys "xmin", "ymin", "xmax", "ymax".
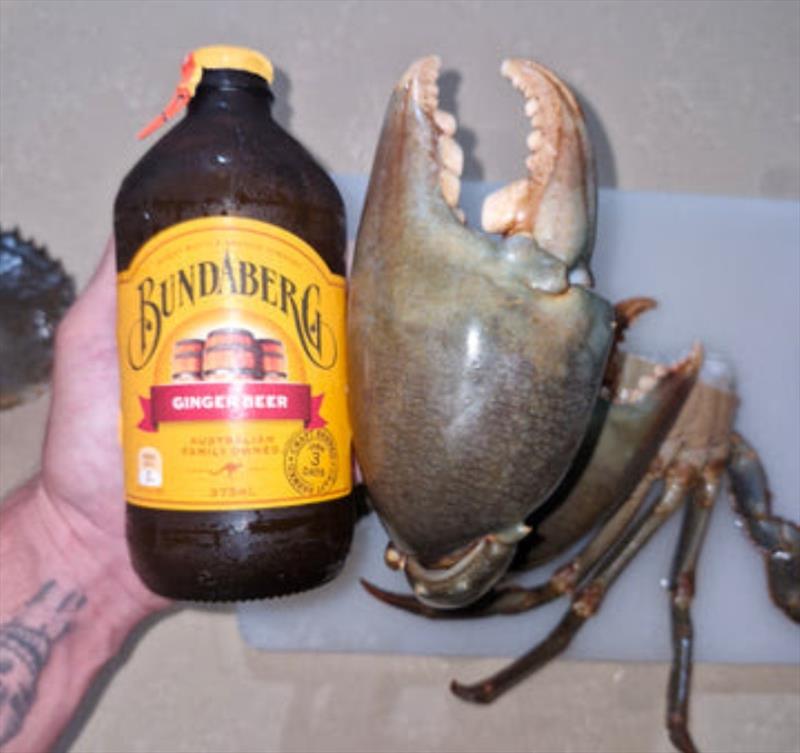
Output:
[{"xmin": 137, "ymin": 382, "xmax": 326, "ymax": 432}]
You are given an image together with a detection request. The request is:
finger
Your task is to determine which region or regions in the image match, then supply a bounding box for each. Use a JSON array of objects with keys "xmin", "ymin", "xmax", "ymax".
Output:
[
  {"xmin": 50, "ymin": 236, "xmax": 118, "ymax": 409},
  {"xmin": 60, "ymin": 237, "xmax": 116, "ymax": 346}
]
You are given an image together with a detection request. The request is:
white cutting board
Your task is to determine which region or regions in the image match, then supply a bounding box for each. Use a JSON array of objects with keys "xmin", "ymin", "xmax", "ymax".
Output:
[{"xmin": 238, "ymin": 177, "xmax": 799, "ymax": 664}]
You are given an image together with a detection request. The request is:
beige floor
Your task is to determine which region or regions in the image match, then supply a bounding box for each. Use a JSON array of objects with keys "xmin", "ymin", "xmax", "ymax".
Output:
[{"xmin": 58, "ymin": 606, "xmax": 800, "ymax": 753}]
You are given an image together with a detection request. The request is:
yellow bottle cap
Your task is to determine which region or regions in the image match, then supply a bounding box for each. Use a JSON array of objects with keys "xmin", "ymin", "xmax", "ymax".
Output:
[
  {"xmin": 192, "ymin": 46, "xmax": 274, "ymax": 85},
  {"xmin": 137, "ymin": 45, "xmax": 274, "ymax": 140}
]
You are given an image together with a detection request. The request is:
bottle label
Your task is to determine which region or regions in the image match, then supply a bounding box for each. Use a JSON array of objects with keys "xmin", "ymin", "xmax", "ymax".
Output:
[{"xmin": 117, "ymin": 217, "xmax": 351, "ymax": 511}]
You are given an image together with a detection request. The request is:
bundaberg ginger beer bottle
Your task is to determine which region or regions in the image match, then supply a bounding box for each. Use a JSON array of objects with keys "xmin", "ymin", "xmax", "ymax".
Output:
[{"xmin": 115, "ymin": 46, "xmax": 354, "ymax": 600}]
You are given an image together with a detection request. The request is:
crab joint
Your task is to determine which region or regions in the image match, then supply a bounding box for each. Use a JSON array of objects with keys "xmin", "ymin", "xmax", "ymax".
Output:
[{"xmin": 572, "ymin": 581, "xmax": 605, "ymax": 618}]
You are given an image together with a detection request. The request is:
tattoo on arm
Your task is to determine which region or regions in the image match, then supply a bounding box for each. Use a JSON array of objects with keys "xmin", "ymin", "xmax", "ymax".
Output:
[{"xmin": 0, "ymin": 580, "xmax": 87, "ymax": 746}]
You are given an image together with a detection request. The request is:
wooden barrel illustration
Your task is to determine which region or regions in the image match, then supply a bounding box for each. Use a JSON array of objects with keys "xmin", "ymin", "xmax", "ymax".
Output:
[
  {"xmin": 171, "ymin": 339, "xmax": 204, "ymax": 382},
  {"xmin": 206, "ymin": 327, "xmax": 256, "ymax": 349},
  {"xmin": 203, "ymin": 328, "xmax": 262, "ymax": 381},
  {"xmin": 258, "ymin": 338, "xmax": 288, "ymax": 381}
]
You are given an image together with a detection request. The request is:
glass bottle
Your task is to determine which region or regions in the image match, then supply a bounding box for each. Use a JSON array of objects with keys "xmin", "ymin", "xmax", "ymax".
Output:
[{"xmin": 115, "ymin": 46, "xmax": 354, "ymax": 600}]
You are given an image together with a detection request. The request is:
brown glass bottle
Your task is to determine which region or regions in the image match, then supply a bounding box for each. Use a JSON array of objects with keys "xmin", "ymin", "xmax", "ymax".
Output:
[{"xmin": 115, "ymin": 62, "xmax": 354, "ymax": 601}]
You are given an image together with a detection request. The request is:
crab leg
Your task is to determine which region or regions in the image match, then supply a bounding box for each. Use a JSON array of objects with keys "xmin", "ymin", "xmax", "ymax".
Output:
[
  {"xmin": 666, "ymin": 469, "xmax": 720, "ymax": 753},
  {"xmin": 452, "ymin": 370, "xmax": 738, "ymax": 753},
  {"xmin": 727, "ymin": 434, "xmax": 800, "ymax": 622},
  {"xmin": 526, "ymin": 466, "xmax": 662, "ymax": 599},
  {"xmin": 451, "ymin": 466, "xmax": 694, "ymax": 703}
]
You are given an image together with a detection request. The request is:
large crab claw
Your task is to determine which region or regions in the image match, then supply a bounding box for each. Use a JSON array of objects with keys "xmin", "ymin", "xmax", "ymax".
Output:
[{"xmin": 349, "ymin": 57, "xmax": 614, "ymax": 607}]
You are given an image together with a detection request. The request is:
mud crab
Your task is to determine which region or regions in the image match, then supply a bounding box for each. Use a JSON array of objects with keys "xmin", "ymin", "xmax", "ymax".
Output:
[{"xmin": 348, "ymin": 57, "xmax": 799, "ymax": 753}]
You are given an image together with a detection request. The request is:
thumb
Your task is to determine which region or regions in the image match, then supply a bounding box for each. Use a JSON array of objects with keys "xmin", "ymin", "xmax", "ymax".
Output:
[
  {"xmin": 58, "ymin": 237, "xmax": 116, "ymax": 352},
  {"xmin": 48, "ymin": 236, "xmax": 118, "ymax": 430}
]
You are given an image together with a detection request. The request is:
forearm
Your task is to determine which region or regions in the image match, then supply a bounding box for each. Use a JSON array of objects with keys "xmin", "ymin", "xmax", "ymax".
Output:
[{"xmin": 0, "ymin": 479, "xmax": 162, "ymax": 752}]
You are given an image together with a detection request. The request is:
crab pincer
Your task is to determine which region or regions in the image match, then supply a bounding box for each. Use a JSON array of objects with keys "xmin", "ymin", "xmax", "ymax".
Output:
[{"xmin": 350, "ymin": 56, "xmax": 614, "ymax": 608}]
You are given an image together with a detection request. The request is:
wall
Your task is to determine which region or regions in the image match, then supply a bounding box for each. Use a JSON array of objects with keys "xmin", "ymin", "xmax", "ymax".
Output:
[{"xmin": 1, "ymin": 0, "xmax": 798, "ymax": 289}]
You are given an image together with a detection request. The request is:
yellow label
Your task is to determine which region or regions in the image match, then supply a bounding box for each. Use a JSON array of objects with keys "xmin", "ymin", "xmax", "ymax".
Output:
[{"xmin": 117, "ymin": 217, "xmax": 351, "ymax": 511}]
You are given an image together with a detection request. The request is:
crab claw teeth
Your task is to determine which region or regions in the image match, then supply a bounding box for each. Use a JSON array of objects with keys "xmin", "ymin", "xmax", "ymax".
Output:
[
  {"xmin": 524, "ymin": 98, "xmax": 539, "ymax": 117},
  {"xmin": 438, "ymin": 136, "xmax": 464, "ymax": 175},
  {"xmin": 526, "ymin": 130, "xmax": 544, "ymax": 151},
  {"xmin": 481, "ymin": 179, "xmax": 533, "ymax": 235},
  {"xmin": 394, "ymin": 56, "xmax": 465, "ymax": 217},
  {"xmin": 433, "ymin": 109, "xmax": 457, "ymax": 135},
  {"xmin": 400, "ymin": 55, "xmax": 441, "ymax": 113},
  {"xmin": 615, "ymin": 344, "xmax": 704, "ymax": 406},
  {"xmin": 440, "ymin": 169, "xmax": 461, "ymax": 207},
  {"xmin": 481, "ymin": 59, "xmax": 595, "ymax": 272},
  {"xmin": 672, "ymin": 342, "xmax": 704, "ymax": 379}
]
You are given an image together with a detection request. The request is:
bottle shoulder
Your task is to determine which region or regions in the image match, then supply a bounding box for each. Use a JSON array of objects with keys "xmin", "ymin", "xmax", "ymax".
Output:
[
  {"xmin": 114, "ymin": 112, "xmax": 345, "ymax": 273},
  {"xmin": 116, "ymin": 113, "xmax": 340, "ymax": 210}
]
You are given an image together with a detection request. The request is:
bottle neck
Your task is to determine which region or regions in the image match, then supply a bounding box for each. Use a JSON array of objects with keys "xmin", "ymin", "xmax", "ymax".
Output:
[{"xmin": 188, "ymin": 69, "xmax": 274, "ymax": 116}]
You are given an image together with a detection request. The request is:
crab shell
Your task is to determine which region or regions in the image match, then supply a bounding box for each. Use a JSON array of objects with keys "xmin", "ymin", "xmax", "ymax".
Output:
[{"xmin": 348, "ymin": 57, "xmax": 614, "ymax": 606}]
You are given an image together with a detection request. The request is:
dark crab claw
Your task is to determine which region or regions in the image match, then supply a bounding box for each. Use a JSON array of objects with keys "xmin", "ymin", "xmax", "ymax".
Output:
[{"xmin": 350, "ymin": 57, "xmax": 614, "ymax": 608}]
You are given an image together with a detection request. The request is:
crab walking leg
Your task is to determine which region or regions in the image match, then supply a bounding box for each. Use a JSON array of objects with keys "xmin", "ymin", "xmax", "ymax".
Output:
[
  {"xmin": 451, "ymin": 467, "xmax": 694, "ymax": 704},
  {"xmin": 727, "ymin": 434, "xmax": 800, "ymax": 622},
  {"xmin": 666, "ymin": 470, "xmax": 720, "ymax": 753},
  {"xmin": 491, "ymin": 469, "xmax": 667, "ymax": 610},
  {"xmin": 538, "ymin": 469, "xmax": 663, "ymax": 595}
]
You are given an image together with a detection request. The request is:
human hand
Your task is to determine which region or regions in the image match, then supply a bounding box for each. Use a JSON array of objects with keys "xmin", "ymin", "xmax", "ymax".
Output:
[
  {"xmin": 38, "ymin": 238, "xmax": 168, "ymax": 611},
  {"xmin": 0, "ymin": 239, "xmax": 170, "ymax": 752}
]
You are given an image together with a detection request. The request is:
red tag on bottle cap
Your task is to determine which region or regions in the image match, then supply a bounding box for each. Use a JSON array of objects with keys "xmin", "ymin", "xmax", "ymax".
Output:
[{"xmin": 137, "ymin": 54, "xmax": 199, "ymax": 140}]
